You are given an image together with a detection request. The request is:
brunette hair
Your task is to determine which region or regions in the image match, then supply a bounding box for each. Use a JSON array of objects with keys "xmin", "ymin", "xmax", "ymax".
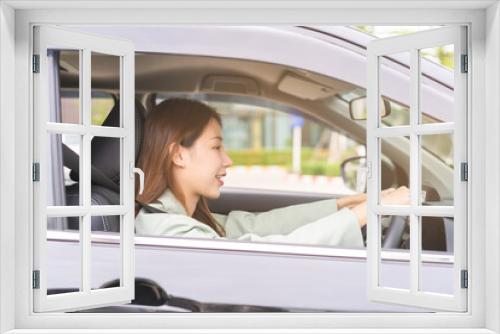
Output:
[{"xmin": 135, "ymin": 98, "xmax": 226, "ymax": 237}]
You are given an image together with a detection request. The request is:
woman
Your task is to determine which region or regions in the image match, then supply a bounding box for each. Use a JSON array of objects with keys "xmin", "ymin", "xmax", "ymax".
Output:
[{"xmin": 135, "ymin": 98, "xmax": 409, "ymax": 247}]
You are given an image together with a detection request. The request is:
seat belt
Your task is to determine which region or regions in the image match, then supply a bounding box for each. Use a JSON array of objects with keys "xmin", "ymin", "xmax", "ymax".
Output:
[{"xmin": 138, "ymin": 202, "xmax": 168, "ymax": 214}]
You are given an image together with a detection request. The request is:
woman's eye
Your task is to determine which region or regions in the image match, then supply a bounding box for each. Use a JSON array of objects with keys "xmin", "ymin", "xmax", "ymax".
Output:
[{"xmin": 213, "ymin": 146, "xmax": 221, "ymax": 150}]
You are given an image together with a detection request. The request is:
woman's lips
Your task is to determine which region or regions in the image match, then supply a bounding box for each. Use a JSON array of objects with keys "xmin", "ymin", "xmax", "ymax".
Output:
[{"xmin": 216, "ymin": 173, "xmax": 226, "ymax": 186}]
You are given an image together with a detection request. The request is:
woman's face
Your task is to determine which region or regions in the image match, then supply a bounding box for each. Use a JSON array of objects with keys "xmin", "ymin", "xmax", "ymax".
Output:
[{"xmin": 174, "ymin": 118, "xmax": 233, "ymax": 199}]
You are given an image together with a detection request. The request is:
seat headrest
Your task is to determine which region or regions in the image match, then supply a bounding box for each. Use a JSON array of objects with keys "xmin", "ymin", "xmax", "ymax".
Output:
[
  {"xmin": 65, "ymin": 99, "xmax": 146, "ymax": 188},
  {"xmin": 90, "ymin": 100, "xmax": 146, "ymax": 185}
]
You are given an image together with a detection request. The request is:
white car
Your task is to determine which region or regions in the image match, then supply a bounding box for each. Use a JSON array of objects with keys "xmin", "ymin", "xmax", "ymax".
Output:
[{"xmin": 45, "ymin": 26, "xmax": 456, "ymax": 312}]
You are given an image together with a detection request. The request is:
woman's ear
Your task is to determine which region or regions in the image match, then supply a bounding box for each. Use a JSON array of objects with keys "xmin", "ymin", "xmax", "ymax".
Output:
[{"xmin": 169, "ymin": 143, "xmax": 187, "ymax": 168}]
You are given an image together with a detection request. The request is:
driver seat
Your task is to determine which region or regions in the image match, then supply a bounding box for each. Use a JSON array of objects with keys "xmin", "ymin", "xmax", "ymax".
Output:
[{"xmin": 65, "ymin": 99, "xmax": 145, "ymax": 231}]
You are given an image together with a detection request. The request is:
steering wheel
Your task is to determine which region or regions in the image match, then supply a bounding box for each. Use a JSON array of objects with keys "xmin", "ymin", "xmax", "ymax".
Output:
[
  {"xmin": 361, "ymin": 215, "xmax": 408, "ymax": 249},
  {"xmin": 382, "ymin": 215, "xmax": 408, "ymax": 249}
]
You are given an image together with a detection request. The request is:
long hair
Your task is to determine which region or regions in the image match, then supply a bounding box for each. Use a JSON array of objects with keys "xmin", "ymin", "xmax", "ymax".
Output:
[{"xmin": 135, "ymin": 98, "xmax": 226, "ymax": 237}]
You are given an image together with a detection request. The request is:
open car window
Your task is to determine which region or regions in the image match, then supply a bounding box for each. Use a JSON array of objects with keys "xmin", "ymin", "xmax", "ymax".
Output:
[
  {"xmin": 156, "ymin": 92, "xmax": 365, "ymax": 196},
  {"xmin": 40, "ymin": 25, "xmax": 466, "ymax": 314}
]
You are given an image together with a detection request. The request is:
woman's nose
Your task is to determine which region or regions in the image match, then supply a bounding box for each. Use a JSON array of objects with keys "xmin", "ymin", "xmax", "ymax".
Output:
[{"xmin": 223, "ymin": 150, "xmax": 233, "ymax": 167}]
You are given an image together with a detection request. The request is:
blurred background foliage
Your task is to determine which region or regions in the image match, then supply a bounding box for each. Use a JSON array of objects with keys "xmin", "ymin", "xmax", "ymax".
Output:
[{"xmin": 354, "ymin": 25, "xmax": 454, "ymax": 69}]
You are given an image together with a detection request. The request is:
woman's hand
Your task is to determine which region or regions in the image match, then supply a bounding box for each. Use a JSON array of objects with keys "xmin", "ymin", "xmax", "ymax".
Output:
[
  {"xmin": 349, "ymin": 186, "xmax": 410, "ymax": 228},
  {"xmin": 380, "ymin": 186, "xmax": 411, "ymax": 205},
  {"xmin": 336, "ymin": 193, "xmax": 367, "ymax": 210},
  {"xmin": 336, "ymin": 187, "xmax": 397, "ymax": 210}
]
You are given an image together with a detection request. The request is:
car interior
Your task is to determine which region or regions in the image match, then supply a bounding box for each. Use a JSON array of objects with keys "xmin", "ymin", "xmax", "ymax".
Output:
[
  {"xmin": 56, "ymin": 50, "xmax": 451, "ymax": 250},
  {"xmin": 50, "ymin": 49, "xmax": 453, "ymax": 311}
]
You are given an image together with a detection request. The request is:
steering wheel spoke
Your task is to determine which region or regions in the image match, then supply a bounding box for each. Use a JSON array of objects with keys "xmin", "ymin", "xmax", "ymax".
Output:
[{"xmin": 382, "ymin": 215, "xmax": 408, "ymax": 249}]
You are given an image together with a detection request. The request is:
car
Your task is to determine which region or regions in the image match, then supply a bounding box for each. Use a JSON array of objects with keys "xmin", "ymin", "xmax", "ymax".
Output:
[{"xmin": 45, "ymin": 25, "xmax": 456, "ymax": 312}]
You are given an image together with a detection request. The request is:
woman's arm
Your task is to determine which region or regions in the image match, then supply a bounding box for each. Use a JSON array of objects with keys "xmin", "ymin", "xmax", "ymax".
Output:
[
  {"xmin": 349, "ymin": 186, "xmax": 410, "ymax": 227},
  {"xmin": 235, "ymin": 208, "xmax": 364, "ymax": 248},
  {"xmin": 336, "ymin": 193, "xmax": 367, "ymax": 210},
  {"xmin": 221, "ymin": 198, "xmax": 339, "ymax": 238},
  {"xmin": 230, "ymin": 187, "xmax": 409, "ymax": 246},
  {"xmin": 336, "ymin": 188, "xmax": 398, "ymax": 210},
  {"xmin": 219, "ymin": 187, "xmax": 405, "ymax": 237}
]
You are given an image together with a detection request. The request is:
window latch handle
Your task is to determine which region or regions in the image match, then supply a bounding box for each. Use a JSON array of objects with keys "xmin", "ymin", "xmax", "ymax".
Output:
[{"xmin": 130, "ymin": 163, "xmax": 145, "ymax": 195}]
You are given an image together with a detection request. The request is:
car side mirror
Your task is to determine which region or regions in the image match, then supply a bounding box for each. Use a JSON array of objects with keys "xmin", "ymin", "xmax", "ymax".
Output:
[
  {"xmin": 100, "ymin": 277, "xmax": 170, "ymax": 306},
  {"xmin": 341, "ymin": 155, "xmax": 399, "ymax": 193},
  {"xmin": 349, "ymin": 96, "xmax": 391, "ymax": 121},
  {"xmin": 340, "ymin": 156, "xmax": 368, "ymax": 193}
]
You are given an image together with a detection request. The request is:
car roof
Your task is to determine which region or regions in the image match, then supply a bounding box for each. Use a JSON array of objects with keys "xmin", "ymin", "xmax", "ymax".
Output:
[{"xmin": 66, "ymin": 25, "xmax": 454, "ymax": 122}]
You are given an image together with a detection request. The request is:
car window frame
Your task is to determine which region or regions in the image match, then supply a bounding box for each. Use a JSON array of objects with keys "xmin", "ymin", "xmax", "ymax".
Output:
[{"xmin": 153, "ymin": 90, "xmax": 454, "ymax": 257}]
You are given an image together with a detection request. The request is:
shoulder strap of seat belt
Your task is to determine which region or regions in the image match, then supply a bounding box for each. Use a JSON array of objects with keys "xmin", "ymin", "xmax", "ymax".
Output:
[{"xmin": 137, "ymin": 201, "xmax": 168, "ymax": 214}]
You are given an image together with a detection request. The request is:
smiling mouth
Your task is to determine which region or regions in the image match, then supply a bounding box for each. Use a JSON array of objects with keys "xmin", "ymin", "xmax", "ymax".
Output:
[
  {"xmin": 215, "ymin": 174, "xmax": 226, "ymax": 185},
  {"xmin": 215, "ymin": 172, "xmax": 226, "ymax": 179}
]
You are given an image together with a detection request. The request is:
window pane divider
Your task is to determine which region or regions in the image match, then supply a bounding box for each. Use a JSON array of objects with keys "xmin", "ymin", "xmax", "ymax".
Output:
[
  {"xmin": 413, "ymin": 206, "xmax": 454, "ymax": 217},
  {"xmin": 44, "ymin": 286, "xmax": 131, "ymax": 311},
  {"xmin": 374, "ymin": 286, "xmax": 457, "ymax": 300},
  {"xmin": 81, "ymin": 48, "xmax": 92, "ymax": 295},
  {"xmin": 374, "ymin": 205, "xmax": 454, "ymax": 217},
  {"xmin": 46, "ymin": 206, "xmax": 87, "ymax": 217},
  {"xmin": 47, "ymin": 230, "xmax": 125, "ymax": 245},
  {"xmin": 368, "ymin": 25, "xmax": 463, "ymax": 57},
  {"xmin": 415, "ymin": 122, "xmax": 454, "ymax": 135},
  {"xmin": 46, "ymin": 205, "xmax": 127, "ymax": 217},
  {"xmin": 374, "ymin": 123, "xmax": 453, "ymax": 138},
  {"xmin": 88, "ymin": 125, "xmax": 127, "ymax": 138},
  {"xmin": 81, "ymin": 214, "xmax": 91, "ymax": 293},
  {"xmin": 409, "ymin": 48, "xmax": 420, "ymax": 294},
  {"xmin": 90, "ymin": 205, "xmax": 127, "ymax": 215},
  {"xmin": 374, "ymin": 205, "xmax": 411, "ymax": 216},
  {"xmin": 46, "ymin": 286, "xmax": 126, "ymax": 301},
  {"xmin": 46, "ymin": 122, "xmax": 126, "ymax": 137},
  {"xmin": 374, "ymin": 126, "xmax": 411, "ymax": 138}
]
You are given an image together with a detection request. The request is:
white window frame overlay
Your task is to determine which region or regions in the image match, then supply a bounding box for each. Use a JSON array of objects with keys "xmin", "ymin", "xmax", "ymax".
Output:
[
  {"xmin": 367, "ymin": 26, "xmax": 467, "ymax": 312},
  {"xmin": 32, "ymin": 26, "xmax": 135, "ymax": 312},
  {"xmin": 0, "ymin": 2, "xmax": 498, "ymax": 334}
]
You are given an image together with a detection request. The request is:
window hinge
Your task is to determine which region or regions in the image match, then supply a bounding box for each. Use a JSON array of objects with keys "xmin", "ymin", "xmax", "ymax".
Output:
[
  {"xmin": 32, "ymin": 163, "xmax": 40, "ymax": 182},
  {"xmin": 32, "ymin": 270, "xmax": 40, "ymax": 289},
  {"xmin": 461, "ymin": 54, "xmax": 468, "ymax": 73},
  {"xmin": 461, "ymin": 270, "xmax": 468, "ymax": 289},
  {"xmin": 461, "ymin": 162, "xmax": 468, "ymax": 182},
  {"xmin": 32, "ymin": 55, "xmax": 40, "ymax": 73}
]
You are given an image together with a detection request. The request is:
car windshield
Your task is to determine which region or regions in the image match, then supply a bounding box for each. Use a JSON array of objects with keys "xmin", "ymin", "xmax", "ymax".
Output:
[
  {"xmin": 324, "ymin": 27, "xmax": 455, "ymax": 168},
  {"xmin": 326, "ymin": 90, "xmax": 454, "ymax": 168}
]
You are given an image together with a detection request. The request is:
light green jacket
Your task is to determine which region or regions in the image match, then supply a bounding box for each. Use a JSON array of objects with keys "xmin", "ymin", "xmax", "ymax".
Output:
[{"xmin": 135, "ymin": 189, "xmax": 364, "ymax": 247}]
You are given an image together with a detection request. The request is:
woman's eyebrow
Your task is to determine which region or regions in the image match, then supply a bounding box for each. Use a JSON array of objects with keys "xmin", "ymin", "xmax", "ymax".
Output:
[{"xmin": 211, "ymin": 136, "xmax": 223, "ymax": 141}]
